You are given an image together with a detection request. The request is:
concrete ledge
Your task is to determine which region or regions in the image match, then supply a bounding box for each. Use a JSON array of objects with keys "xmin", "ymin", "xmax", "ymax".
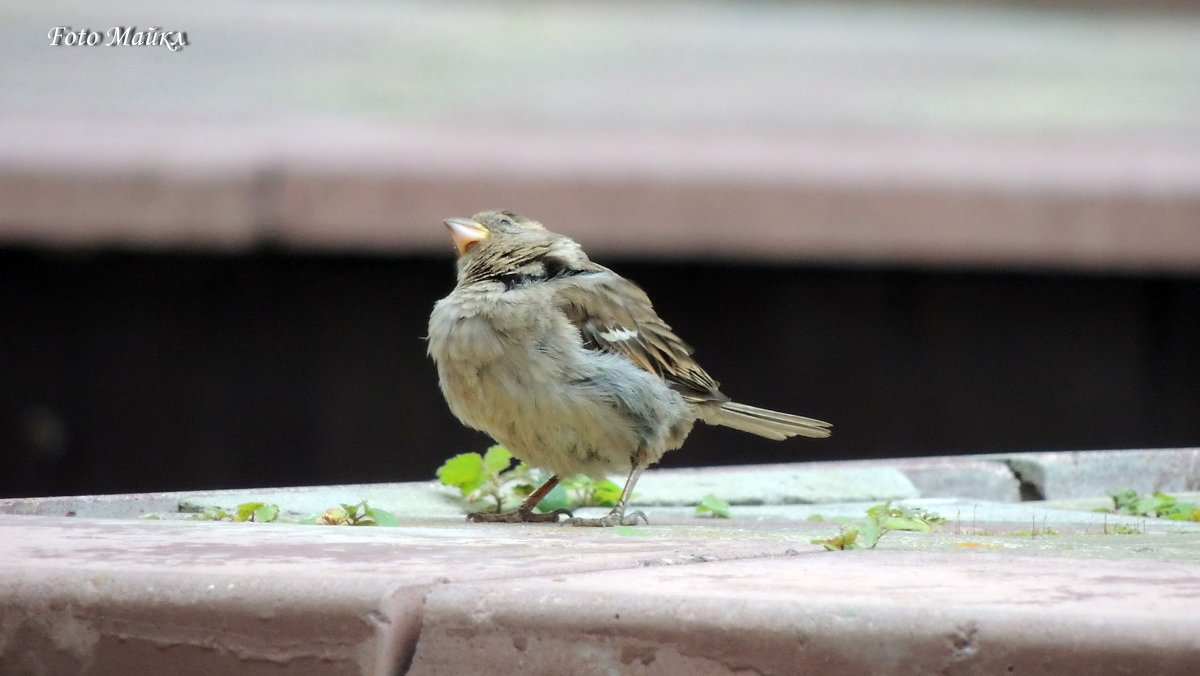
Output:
[
  {"xmin": 817, "ymin": 448, "xmax": 1200, "ymax": 502},
  {"xmin": 823, "ymin": 456, "xmax": 1022, "ymax": 502},
  {"xmin": 3, "ymin": 449, "xmax": 1196, "ymax": 522},
  {"xmin": 1, "ymin": 565, "xmax": 411, "ymax": 676},
  {"xmin": 4, "ymin": 451, "xmax": 1200, "ymax": 674},
  {"xmin": 888, "ymin": 458, "xmax": 1022, "ymax": 502},
  {"xmin": 3, "ymin": 119, "xmax": 1199, "ymax": 272},
  {"xmin": 410, "ymin": 552, "xmax": 1200, "ymax": 675},
  {"xmin": 0, "ymin": 482, "xmax": 463, "ymax": 520},
  {"xmin": 990, "ymin": 448, "xmax": 1200, "ymax": 500},
  {"xmin": 633, "ymin": 464, "xmax": 918, "ymax": 505},
  {"xmin": 0, "ymin": 515, "xmax": 812, "ymax": 675}
]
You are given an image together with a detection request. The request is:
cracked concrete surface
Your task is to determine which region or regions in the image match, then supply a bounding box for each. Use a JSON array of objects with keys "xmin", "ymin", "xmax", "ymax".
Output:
[
  {"xmin": 409, "ymin": 552, "xmax": 1200, "ymax": 675},
  {"xmin": 2, "ymin": 449, "xmax": 1200, "ymax": 674}
]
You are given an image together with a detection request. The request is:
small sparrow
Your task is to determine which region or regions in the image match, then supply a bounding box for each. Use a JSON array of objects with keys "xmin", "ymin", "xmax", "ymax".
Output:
[{"xmin": 428, "ymin": 210, "xmax": 831, "ymax": 526}]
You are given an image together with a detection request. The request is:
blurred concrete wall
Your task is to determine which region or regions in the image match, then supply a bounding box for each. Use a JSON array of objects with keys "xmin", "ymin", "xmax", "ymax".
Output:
[{"xmin": 3, "ymin": 1, "xmax": 1199, "ymax": 496}]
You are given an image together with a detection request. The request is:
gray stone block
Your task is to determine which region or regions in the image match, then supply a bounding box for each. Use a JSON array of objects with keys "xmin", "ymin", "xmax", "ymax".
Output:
[
  {"xmin": 886, "ymin": 457, "xmax": 1022, "ymax": 501},
  {"xmin": 994, "ymin": 448, "xmax": 1200, "ymax": 500},
  {"xmin": 633, "ymin": 464, "xmax": 919, "ymax": 505},
  {"xmin": 0, "ymin": 481, "xmax": 464, "ymax": 521}
]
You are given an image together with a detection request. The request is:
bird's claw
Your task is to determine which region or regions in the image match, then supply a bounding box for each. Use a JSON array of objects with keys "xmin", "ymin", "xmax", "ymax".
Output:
[
  {"xmin": 466, "ymin": 507, "xmax": 573, "ymax": 523},
  {"xmin": 567, "ymin": 509, "xmax": 649, "ymax": 527}
]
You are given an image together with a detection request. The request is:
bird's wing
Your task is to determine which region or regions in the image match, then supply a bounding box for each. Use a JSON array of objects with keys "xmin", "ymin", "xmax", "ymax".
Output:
[{"xmin": 555, "ymin": 266, "xmax": 727, "ymax": 404}]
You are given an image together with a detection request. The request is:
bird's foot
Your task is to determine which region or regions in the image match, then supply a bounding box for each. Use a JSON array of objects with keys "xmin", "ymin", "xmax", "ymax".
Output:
[
  {"xmin": 466, "ymin": 507, "xmax": 573, "ymax": 523},
  {"xmin": 567, "ymin": 509, "xmax": 649, "ymax": 527}
]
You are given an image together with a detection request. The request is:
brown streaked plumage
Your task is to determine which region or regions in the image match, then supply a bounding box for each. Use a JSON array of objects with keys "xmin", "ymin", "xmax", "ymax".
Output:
[{"xmin": 428, "ymin": 209, "xmax": 830, "ymax": 526}]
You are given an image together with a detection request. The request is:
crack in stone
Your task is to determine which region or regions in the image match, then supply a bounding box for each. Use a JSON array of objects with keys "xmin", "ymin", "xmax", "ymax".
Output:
[{"xmin": 1000, "ymin": 460, "xmax": 1045, "ymax": 501}]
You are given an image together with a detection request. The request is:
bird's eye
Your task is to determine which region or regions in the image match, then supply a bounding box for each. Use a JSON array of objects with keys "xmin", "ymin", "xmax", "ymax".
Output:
[{"xmin": 496, "ymin": 210, "xmax": 521, "ymax": 228}]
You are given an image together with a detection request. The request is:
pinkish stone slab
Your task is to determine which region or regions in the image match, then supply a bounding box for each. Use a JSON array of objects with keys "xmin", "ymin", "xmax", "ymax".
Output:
[
  {"xmin": 0, "ymin": 164, "xmax": 261, "ymax": 251},
  {"xmin": 409, "ymin": 550, "xmax": 1200, "ymax": 675},
  {"xmin": 2, "ymin": 116, "xmax": 1200, "ymax": 272},
  {"xmin": 0, "ymin": 514, "xmax": 804, "ymax": 675}
]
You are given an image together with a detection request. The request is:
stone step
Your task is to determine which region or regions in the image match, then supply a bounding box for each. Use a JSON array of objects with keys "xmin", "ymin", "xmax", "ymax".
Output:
[{"xmin": 3, "ymin": 450, "xmax": 1200, "ymax": 674}]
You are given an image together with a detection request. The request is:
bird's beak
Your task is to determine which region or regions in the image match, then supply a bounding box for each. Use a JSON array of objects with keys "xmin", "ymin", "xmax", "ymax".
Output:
[{"xmin": 443, "ymin": 218, "xmax": 489, "ymax": 255}]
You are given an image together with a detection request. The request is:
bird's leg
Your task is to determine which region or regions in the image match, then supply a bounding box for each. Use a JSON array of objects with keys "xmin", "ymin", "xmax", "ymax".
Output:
[
  {"xmin": 466, "ymin": 474, "xmax": 573, "ymax": 523},
  {"xmin": 568, "ymin": 464, "xmax": 649, "ymax": 527}
]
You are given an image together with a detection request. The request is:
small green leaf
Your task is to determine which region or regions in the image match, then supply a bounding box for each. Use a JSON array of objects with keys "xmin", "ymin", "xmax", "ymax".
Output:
[
  {"xmin": 812, "ymin": 525, "xmax": 859, "ymax": 550},
  {"xmin": 364, "ymin": 505, "xmax": 400, "ymax": 527},
  {"xmin": 856, "ymin": 515, "xmax": 884, "ymax": 549},
  {"xmin": 536, "ymin": 483, "xmax": 572, "ymax": 513},
  {"xmin": 884, "ymin": 516, "xmax": 933, "ymax": 532},
  {"xmin": 482, "ymin": 445, "xmax": 514, "ymax": 474},
  {"xmin": 339, "ymin": 501, "xmax": 373, "ymax": 525},
  {"xmin": 1102, "ymin": 488, "xmax": 1199, "ymax": 520},
  {"xmin": 197, "ymin": 507, "xmax": 229, "ymax": 521},
  {"xmin": 437, "ymin": 453, "xmax": 487, "ymax": 495},
  {"xmin": 813, "ymin": 501, "xmax": 945, "ymax": 552},
  {"xmin": 234, "ymin": 502, "xmax": 262, "ymax": 522},
  {"xmin": 695, "ymin": 494, "xmax": 731, "ymax": 519},
  {"xmin": 615, "ymin": 525, "xmax": 649, "ymax": 536},
  {"xmin": 864, "ymin": 500, "xmax": 892, "ymax": 520},
  {"xmin": 254, "ymin": 504, "xmax": 279, "ymax": 523},
  {"xmin": 590, "ymin": 479, "xmax": 623, "ymax": 507}
]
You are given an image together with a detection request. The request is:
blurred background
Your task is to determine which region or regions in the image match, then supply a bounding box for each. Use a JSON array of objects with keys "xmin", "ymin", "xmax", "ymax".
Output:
[{"xmin": 2, "ymin": 0, "xmax": 1198, "ymax": 499}]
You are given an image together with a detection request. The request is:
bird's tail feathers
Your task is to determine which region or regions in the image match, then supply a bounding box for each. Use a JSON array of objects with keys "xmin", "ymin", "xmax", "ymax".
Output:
[{"xmin": 712, "ymin": 401, "xmax": 832, "ymax": 440}]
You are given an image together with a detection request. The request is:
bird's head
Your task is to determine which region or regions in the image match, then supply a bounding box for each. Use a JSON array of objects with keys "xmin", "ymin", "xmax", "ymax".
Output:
[
  {"xmin": 443, "ymin": 210, "xmax": 545, "ymax": 256},
  {"xmin": 442, "ymin": 210, "xmax": 585, "ymax": 285}
]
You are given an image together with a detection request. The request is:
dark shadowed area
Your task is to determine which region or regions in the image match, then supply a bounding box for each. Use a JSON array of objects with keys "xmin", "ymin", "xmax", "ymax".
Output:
[{"xmin": 3, "ymin": 249, "xmax": 1197, "ymax": 497}]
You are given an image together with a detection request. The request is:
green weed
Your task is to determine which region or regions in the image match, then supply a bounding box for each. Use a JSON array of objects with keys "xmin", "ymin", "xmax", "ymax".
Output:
[
  {"xmin": 1096, "ymin": 488, "xmax": 1200, "ymax": 522},
  {"xmin": 812, "ymin": 502, "xmax": 945, "ymax": 551}
]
